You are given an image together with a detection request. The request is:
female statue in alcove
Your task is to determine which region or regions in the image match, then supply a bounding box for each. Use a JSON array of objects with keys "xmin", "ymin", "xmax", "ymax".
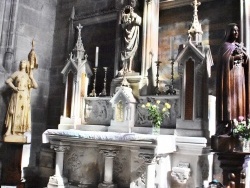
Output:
[
  {"xmin": 4, "ymin": 60, "xmax": 38, "ymax": 136},
  {"xmin": 118, "ymin": 0, "xmax": 142, "ymax": 76},
  {"xmin": 216, "ymin": 23, "xmax": 250, "ymax": 134}
]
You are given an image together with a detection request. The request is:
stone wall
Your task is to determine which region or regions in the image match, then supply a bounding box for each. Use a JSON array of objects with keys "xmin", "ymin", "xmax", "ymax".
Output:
[
  {"xmin": 0, "ymin": 0, "xmax": 57, "ymax": 166},
  {"xmin": 159, "ymin": 0, "xmax": 240, "ymax": 95}
]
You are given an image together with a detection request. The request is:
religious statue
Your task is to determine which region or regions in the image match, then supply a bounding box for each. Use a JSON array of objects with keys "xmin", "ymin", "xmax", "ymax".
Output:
[
  {"xmin": 118, "ymin": 0, "xmax": 142, "ymax": 76},
  {"xmin": 216, "ymin": 23, "xmax": 250, "ymax": 134},
  {"xmin": 4, "ymin": 60, "xmax": 38, "ymax": 138}
]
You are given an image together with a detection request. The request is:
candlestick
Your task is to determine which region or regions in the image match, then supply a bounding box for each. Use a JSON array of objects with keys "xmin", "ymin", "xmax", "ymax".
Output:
[
  {"xmin": 95, "ymin": 46, "xmax": 99, "ymax": 67},
  {"xmin": 155, "ymin": 61, "xmax": 162, "ymax": 95},
  {"xmin": 89, "ymin": 67, "xmax": 97, "ymax": 97},
  {"xmin": 99, "ymin": 67, "xmax": 108, "ymax": 96},
  {"xmin": 166, "ymin": 59, "xmax": 176, "ymax": 95}
]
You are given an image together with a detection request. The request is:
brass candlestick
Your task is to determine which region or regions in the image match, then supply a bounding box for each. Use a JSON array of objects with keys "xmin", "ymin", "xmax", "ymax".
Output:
[
  {"xmin": 99, "ymin": 67, "xmax": 108, "ymax": 96},
  {"xmin": 166, "ymin": 59, "xmax": 176, "ymax": 95},
  {"xmin": 89, "ymin": 67, "xmax": 97, "ymax": 97},
  {"xmin": 155, "ymin": 61, "xmax": 162, "ymax": 95}
]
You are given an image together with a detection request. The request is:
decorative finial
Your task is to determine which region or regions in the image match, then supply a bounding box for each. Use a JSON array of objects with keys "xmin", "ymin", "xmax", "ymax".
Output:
[
  {"xmin": 188, "ymin": 0, "xmax": 203, "ymax": 44},
  {"xmin": 28, "ymin": 39, "xmax": 38, "ymax": 75},
  {"xmin": 73, "ymin": 23, "xmax": 85, "ymax": 59},
  {"xmin": 76, "ymin": 23, "xmax": 83, "ymax": 36},
  {"xmin": 31, "ymin": 39, "xmax": 35, "ymax": 49}
]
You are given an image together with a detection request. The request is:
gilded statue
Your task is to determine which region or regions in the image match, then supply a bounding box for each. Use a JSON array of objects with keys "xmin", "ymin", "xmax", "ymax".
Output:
[
  {"xmin": 4, "ymin": 40, "xmax": 38, "ymax": 140},
  {"xmin": 4, "ymin": 60, "xmax": 38, "ymax": 137}
]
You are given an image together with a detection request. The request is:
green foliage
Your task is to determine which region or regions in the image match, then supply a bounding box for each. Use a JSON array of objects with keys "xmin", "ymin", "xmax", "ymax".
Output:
[
  {"xmin": 233, "ymin": 118, "xmax": 250, "ymax": 140},
  {"xmin": 142, "ymin": 100, "xmax": 171, "ymax": 128}
]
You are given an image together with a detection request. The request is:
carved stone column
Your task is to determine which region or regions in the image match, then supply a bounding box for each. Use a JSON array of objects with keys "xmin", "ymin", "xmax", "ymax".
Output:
[
  {"xmin": 47, "ymin": 144, "xmax": 70, "ymax": 188},
  {"xmin": 98, "ymin": 148, "xmax": 119, "ymax": 188},
  {"xmin": 139, "ymin": 153, "xmax": 156, "ymax": 188}
]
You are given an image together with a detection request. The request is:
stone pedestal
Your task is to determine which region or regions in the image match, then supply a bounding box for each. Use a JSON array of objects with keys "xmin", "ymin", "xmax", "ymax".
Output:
[
  {"xmin": 3, "ymin": 134, "xmax": 27, "ymax": 143},
  {"xmin": 171, "ymin": 136, "xmax": 213, "ymax": 188},
  {"xmin": 110, "ymin": 76, "xmax": 147, "ymax": 98},
  {"xmin": 47, "ymin": 143, "xmax": 70, "ymax": 188}
]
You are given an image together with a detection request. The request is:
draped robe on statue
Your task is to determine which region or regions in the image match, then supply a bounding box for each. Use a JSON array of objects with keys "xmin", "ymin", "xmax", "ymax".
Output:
[
  {"xmin": 120, "ymin": 6, "xmax": 141, "ymax": 72},
  {"xmin": 216, "ymin": 41, "xmax": 250, "ymax": 123},
  {"xmin": 5, "ymin": 71, "xmax": 32, "ymax": 134}
]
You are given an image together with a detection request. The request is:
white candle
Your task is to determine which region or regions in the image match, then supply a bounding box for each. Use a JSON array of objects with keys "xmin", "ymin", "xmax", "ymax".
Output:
[
  {"xmin": 170, "ymin": 37, "xmax": 174, "ymax": 59},
  {"xmin": 95, "ymin": 46, "xmax": 99, "ymax": 67}
]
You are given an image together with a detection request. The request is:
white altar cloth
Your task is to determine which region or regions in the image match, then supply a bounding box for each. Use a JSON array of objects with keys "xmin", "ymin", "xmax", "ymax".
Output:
[{"xmin": 43, "ymin": 129, "xmax": 176, "ymax": 154}]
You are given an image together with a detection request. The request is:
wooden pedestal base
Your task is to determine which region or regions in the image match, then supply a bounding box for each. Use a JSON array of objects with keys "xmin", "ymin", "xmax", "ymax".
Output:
[
  {"xmin": 217, "ymin": 152, "xmax": 248, "ymax": 187},
  {"xmin": 0, "ymin": 143, "xmax": 26, "ymax": 187}
]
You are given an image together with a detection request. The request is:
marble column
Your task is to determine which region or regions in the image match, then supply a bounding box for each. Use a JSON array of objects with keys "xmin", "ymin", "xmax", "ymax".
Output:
[
  {"xmin": 139, "ymin": 153, "xmax": 156, "ymax": 188},
  {"xmin": 47, "ymin": 144, "xmax": 70, "ymax": 188},
  {"xmin": 98, "ymin": 148, "xmax": 119, "ymax": 188}
]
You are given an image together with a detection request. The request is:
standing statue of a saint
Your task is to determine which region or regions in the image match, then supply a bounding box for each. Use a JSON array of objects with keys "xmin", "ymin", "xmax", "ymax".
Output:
[
  {"xmin": 118, "ymin": 0, "xmax": 142, "ymax": 76},
  {"xmin": 216, "ymin": 23, "xmax": 250, "ymax": 135},
  {"xmin": 4, "ymin": 40, "xmax": 38, "ymax": 142}
]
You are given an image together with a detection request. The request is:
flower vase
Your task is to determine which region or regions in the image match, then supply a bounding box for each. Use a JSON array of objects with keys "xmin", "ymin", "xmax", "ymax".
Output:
[
  {"xmin": 152, "ymin": 124, "xmax": 160, "ymax": 135},
  {"xmin": 241, "ymin": 139, "xmax": 250, "ymax": 152}
]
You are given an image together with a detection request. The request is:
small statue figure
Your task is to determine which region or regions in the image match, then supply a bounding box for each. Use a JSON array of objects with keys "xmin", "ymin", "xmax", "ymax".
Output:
[
  {"xmin": 4, "ymin": 60, "xmax": 38, "ymax": 138},
  {"xmin": 118, "ymin": 0, "xmax": 142, "ymax": 76},
  {"xmin": 216, "ymin": 23, "xmax": 250, "ymax": 135}
]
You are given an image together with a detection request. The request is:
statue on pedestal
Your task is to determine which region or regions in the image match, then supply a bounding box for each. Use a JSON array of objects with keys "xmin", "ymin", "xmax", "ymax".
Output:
[
  {"xmin": 4, "ymin": 41, "xmax": 38, "ymax": 142},
  {"xmin": 118, "ymin": 0, "xmax": 142, "ymax": 76},
  {"xmin": 216, "ymin": 23, "xmax": 250, "ymax": 135}
]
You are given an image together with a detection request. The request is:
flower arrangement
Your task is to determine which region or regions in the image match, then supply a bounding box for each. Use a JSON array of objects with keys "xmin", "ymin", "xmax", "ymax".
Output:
[
  {"xmin": 142, "ymin": 100, "xmax": 171, "ymax": 128},
  {"xmin": 233, "ymin": 116, "xmax": 250, "ymax": 140}
]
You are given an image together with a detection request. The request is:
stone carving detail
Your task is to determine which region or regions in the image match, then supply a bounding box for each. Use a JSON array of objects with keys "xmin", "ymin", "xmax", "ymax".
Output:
[
  {"xmin": 67, "ymin": 153, "xmax": 82, "ymax": 172},
  {"xmin": 113, "ymin": 154, "xmax": 129, "ymax": 186},
  {"xmin": 136, "ymin": 164, "xmax": 146, "ymax": 185},
  {"xmin": 171, "ymin": 162, "xmax": 191, "ymax": 184},
  {"xmin": 139, "ymin": 153, "xmax": 156, "ymax": 164},
  {"xmin": 198, "ymin": 155, "xmax": 209, "ymax": 180},
  {"xmin": 51, "ymin": 145, "xmax": 70, "ymax": 152},
  {"xmin": 83, "ymin": 96, "xmax": 179, "ymax": 128},
  {"xmin": 85, "ymin": 99, "xmax": 112, "ymax": 124},
  {"xmin": 100, "ymin": 149, "xmax": 119, "ymax": 157}
]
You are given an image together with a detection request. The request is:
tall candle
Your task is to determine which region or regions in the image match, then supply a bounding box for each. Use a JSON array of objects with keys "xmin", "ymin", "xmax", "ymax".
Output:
[
  {"xmin": 95, "ymin": 46, "xmax": 99, "ymax": 67},
  {"xmin": 170, "ymin": 37, "xmax": 174, "ymax": 59}
]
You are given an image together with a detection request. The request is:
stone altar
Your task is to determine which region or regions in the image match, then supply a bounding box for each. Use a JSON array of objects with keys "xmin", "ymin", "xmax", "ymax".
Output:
[{"xmin": 43, "ymin": 129, "xmax": 176, "ymax": 188}]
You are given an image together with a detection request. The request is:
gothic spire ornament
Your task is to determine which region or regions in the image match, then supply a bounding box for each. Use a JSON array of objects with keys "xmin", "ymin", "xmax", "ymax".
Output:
[
  {"xmin": 74, "ymin": 23, "xmax": 85, "ymax": 59},
  {"xmin": 188, "ymin": 0, "xmax": 203, "ymax": 45}
]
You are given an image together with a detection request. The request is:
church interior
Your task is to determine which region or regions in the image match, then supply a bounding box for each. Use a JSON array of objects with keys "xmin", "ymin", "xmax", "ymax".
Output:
[{"xmin": 0, "ymin": 0, "xmax": 250, "ymax": 187}]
